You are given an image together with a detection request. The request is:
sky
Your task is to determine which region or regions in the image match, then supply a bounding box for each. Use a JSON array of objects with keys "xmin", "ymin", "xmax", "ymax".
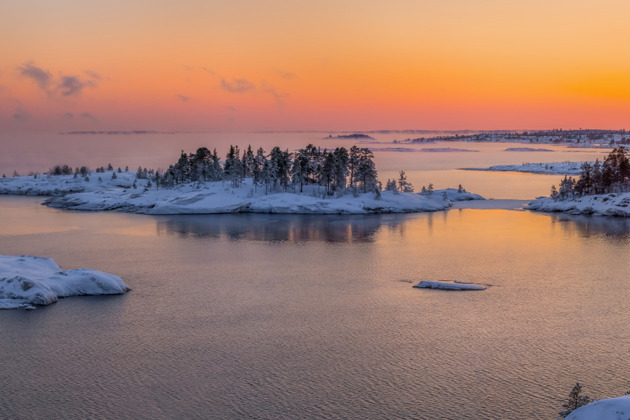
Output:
[{"xmin": 1, "ymin": 0, "xmax": 630, "ymax": 133}]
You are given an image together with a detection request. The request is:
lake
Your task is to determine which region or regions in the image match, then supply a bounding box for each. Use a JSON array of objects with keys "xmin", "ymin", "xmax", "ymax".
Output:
[
  {"xmin": 1, "ymin": 195, "xmax": 630, "ymax": 419},
  {"xmin": 0, "ymin": 132, "xmax": 627, "ymax": 419}
]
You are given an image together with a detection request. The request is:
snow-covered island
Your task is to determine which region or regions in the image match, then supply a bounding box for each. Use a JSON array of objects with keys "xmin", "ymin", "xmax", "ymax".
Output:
[
  {"xmin": 0, "ymin": 144, "xmax": 484, "ymax": 215},
  {"xmin": 0, "ymin": 255, "xmax": 130, "ymax": 310},
  {"xmin": 528, "ymin": 193, "xmax": 630, "ymax": 217},
  {"xmin": 0, "ymin": 173, "xmax": 482, "ymax": 214},
  {"xmin": 528, "ymin": 147, "xmax": 630, "ymax": 217},
  {"xmin": 462, "ymin": 161, "xmax": 585, "ymax": 175}
]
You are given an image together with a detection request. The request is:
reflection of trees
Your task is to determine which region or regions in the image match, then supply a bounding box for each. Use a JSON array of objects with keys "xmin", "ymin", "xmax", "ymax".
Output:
[
  {"xmin": 550, "ymin": 214, "xmax": 630, "ymax": 241},
  {"xmin": 155, "ymin": 213, "xmax": 413, "ymax": 244}
]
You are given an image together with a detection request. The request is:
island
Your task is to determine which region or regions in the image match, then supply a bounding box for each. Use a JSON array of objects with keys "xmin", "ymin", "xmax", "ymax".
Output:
[
  {"xmin": 0, "ymin": 144, "xmax": 484, "ymax": 215},
  {"xmin": 528, "ymin": 147, "xmax": 630, "ymax": 217},
  {"xmin": 0, "ymin": 255, "xmax": 130, "ymax": 310},
  {"xmin": 462, "ymin": 161, "xmax": 585, "ymax": 175}
]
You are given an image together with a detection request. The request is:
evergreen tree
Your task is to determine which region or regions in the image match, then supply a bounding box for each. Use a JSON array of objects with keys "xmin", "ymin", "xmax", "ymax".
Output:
[
  {"xmin": 398, "ymin": 170, "xmax": 414, "ymax": 193},
  {"xmin": 291, "ymin": 147, "xmax": 310, "ymax": 192},
  {"xmin": 354, "ymin": 148, "xmax": 378, "ymax": 192},
  {"xmin": 332, "ymin": 147, "xmax": 349, "ymax": 192},
  {"xmin": 224, "ymin": 145, "xmax": 244, "ymax": 188},
  {"xmin": 242, "ymin": 145, "xmax": 256, "ymax": 178},
  {"xmin": 559, "ymin": 383, "xmax": 591, "ymax": 418}
]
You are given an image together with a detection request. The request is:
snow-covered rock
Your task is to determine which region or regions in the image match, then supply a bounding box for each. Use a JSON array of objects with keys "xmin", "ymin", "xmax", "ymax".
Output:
[
  {"xmin": 413, "ymin": 281, "xmax": 486, "ymax": 291},
  {"xmin": 528, "ymin": 193, "xmax": 630, "ymax": 217},
  {"xmin": 566, "ymin": 395, "xmax": 630, "ymax": 420},
  {"xmin": 0, "ymin": 255, "xmax": 130, "ymax": 310}
]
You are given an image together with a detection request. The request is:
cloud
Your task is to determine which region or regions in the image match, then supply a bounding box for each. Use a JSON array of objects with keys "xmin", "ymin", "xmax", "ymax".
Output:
[
  {"xmin": 64, "ymin": 112, "xmax": 74, "ymax": 118},
  {"xmin": 84, "ymin": 70, "xmax": 102, "ymax": 80},
  {"xmin": 201, "ymin": 67, "xmax": 216, "ymax": 76},
  {"xmin": 176, "ymin": 94, "xmax": 190, "ymax": 102},
  {"xmin": 225, "ymin": 106, "xmax": 237, "ymax": 112},
  {"xmin": 80, "ymin": 112, "xmax": 96, "ymax": 120},
  {"xmin": 13, "ymin": 107, "xmax": 31, "ymax": 120},
  {"xmin": 18, "ymin": 63, "xmax": 52, "ymax": 90},
  {"xmin": 261, "ymin": 81, "xmax": 289, "ymax": 106},
  {"xmin": 58, "ymin": 75, "xmax": 87, "ymax": 96},
  {"xmin": 274, "ymin": 69, "xmax": 296, "ymax": 80},
  {"xmin": 221, "ymin": 78, "xmax": 255, "ymax": 93}
]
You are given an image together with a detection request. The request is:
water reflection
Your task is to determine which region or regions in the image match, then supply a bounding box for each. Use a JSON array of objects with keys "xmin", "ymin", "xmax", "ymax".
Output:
[
  {"xmin": 155, "ymin": 213, "xmax": 417, "ymax": 243},
  {"xmin": 549, "ymin": 213, "xmax": 630, "ymax": 240}
]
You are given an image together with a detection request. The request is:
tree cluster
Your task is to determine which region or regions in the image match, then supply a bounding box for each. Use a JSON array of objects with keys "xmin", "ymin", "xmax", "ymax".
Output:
[
  {"xmin": 551, "ymin": 147, "xmax": 630, "ymax": 200},
  {"xmin": 155, "ymin": 144, "xmax": 380, "ymax": 195}
]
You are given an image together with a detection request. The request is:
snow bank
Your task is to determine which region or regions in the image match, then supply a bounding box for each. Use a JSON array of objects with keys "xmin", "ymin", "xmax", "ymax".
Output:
[
  {"xmin": 528, "ymin": 193, "xmax": 630, "ymax": 217},
  {"xmin": 0, "ymin": 255, "xmax": 130, "ymax": 310},
  {"xmin": 566, "ymin": 395, "xmax": 630, "ymax": 420},
  {"xmin": 462, "ymin": 162, "xmax": 585, "ymax": 175},
  {"xmin": 413, "ymin": 281, "xmax": 486, "ymax": 291}
]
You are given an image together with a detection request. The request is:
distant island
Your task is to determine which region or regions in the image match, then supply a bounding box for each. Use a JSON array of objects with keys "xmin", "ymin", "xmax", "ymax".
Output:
[
  {"xmin": 0, "ymin": 144, "xmax": 483, "ymax": 215},
  {"xmin": 394, "ymin": 129, "xmax": 630, "ymax": 147},
  {"xmin": 326, "ymin": 133, "xmax": 374, "ymax": 140}
]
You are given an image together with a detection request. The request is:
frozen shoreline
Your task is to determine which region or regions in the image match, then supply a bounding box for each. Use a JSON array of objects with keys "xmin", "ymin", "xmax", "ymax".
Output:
[{"xmin": 0, "ymin": 171, "xmax": 484, "ymax": 215}]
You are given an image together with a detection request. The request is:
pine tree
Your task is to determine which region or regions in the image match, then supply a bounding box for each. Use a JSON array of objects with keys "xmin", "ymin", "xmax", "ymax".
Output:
[
  {"xmin": 397, "ymin": 170, "xmax": 414, "ymax": 193},
  {"xmin": 559, "ymin": 383, "xmax": 591, "ymax": 418},
  {"xmin": 354, "ymin": 148, "xmax": 378, "ymax": 192}
]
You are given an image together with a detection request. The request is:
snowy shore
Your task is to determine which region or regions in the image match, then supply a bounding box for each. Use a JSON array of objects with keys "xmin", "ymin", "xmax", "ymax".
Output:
[
  {"xmin": 462, "ymin": 161, "xmax": 584, "ymax": 175},
  {"xmin": 566, "ymin": 395, "xmax": 630, "ymax": 419},
  {"xmin": 0, "ymin": 255, "xmax": 130, "ymax": 310},
  {"xmin": 528, "ymin": 193, "xmax": 630, "ymax": 217},
  {"xmin": 0, "ymin": 171, "xmax": 484, "ymax": 215}
]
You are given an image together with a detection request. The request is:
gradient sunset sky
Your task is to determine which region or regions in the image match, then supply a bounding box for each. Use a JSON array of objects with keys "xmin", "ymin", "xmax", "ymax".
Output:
[{"xmin": 1, "ymin": 0, "xmax": 629, "ymax": 133}]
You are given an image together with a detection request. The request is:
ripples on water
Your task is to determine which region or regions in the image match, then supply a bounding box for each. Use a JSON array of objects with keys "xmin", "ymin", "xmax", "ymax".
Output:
[{"xmin": 1, "ymin": 198, "xmax": 630, "ymax": 419}]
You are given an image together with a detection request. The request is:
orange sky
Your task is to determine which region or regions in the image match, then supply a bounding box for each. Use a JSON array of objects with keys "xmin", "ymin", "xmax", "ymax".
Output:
[{"xmin": 1, "ymin": 0, "xmax": 630, "ymax": 132}]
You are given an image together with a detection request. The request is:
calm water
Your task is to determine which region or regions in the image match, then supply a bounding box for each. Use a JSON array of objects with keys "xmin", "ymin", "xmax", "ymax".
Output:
[{"xmin": 1, "ymin": 196, "xmax": 630, "ymax": 419}]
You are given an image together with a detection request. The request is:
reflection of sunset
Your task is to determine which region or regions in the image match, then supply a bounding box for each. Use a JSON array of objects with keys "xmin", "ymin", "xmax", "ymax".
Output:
[{"xmin": 3, "ymin": 1, "xmax": 630, "ymax": 133}]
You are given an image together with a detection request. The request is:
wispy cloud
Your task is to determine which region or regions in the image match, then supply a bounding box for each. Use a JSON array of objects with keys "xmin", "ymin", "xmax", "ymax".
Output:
[
  {"xmin": 262, "ymin": 81, "xmax": 289, "ymax": 106},
  {"xmin": 221, "ymin": 78, "xmax": 255, "ymax": 93},
  {"xmin": 201, "ymin": 67, "xmax": 216, "ymax": 76},
  {"xmin": 274, "ymin": 69, "xmax": 296, "ymax": 80},
  {"xmin": 18, "ymin": 63, "xmax": 52, "ymax": 91},
  {"xmin": 80, "ymin": 112, "xmax": 96, "ymax": 120},
  {"xmin": 13, "ymin": 107, "xmax": 31, "ymax": 120},
  {"xmin": 59, "ymin": 75, "xmax": 87, "ymax": 96},
  {"xmin": 176, "ymin": 94, "xmax": 190, "ymax": 102},
  {"xmin": 84, "ymin": 70, "xmax": 102, "ymax": 80},
  {"xmin": 18, "ymin": 63, "xmax": 101, "ymax": 97}
]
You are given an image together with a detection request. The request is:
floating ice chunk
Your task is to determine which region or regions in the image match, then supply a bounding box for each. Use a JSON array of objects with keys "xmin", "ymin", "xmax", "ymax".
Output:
[{"xmin": 413, "ymin": 281, "xmax": 486, "ymax": 291}]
